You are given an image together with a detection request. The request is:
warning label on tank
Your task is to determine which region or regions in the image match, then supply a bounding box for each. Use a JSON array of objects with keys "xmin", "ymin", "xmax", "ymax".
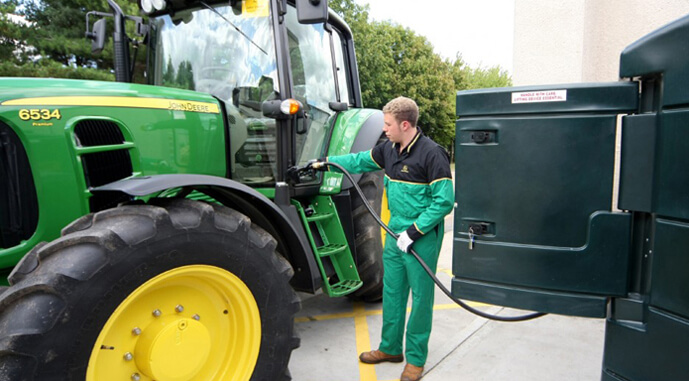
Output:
[{"xmin": 511, "ymin": 90, "xmax": 567, "ymax": 104}]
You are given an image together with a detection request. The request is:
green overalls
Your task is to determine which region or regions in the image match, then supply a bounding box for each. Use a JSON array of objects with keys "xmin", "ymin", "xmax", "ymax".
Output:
[{"xmin": 328, "ymin": 130, "xmax": 454, "ymax": 366}]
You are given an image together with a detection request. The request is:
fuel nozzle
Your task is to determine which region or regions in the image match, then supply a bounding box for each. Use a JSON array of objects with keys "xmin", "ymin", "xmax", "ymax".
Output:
[
  {"xmin": 308, "ymin": 160, "xmax": 327, "ymax": 171},
  {"xmin": 286, "ymin": 160, "xmax": 326, "ymax": 184}
]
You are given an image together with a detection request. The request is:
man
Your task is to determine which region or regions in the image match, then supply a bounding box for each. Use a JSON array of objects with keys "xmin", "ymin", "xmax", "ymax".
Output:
[{"xmin": 321, "ymin": 96, "xmax": 453, "ymax": 381}]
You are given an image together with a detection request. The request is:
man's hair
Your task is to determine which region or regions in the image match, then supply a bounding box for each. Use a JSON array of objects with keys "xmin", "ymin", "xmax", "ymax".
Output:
[{"xmin": 383, "ymin": 96, "xmax": 418, "ymax": 127}]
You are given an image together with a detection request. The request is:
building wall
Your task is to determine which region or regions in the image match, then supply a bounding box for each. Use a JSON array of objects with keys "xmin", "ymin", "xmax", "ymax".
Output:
[{"xmin": 513, "ymin": 0, "xmax": 689, "ymax": 86}]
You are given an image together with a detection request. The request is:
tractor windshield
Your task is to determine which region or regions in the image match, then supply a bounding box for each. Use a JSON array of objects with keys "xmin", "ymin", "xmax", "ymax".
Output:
[
  {"xmin": 147, "ymin": 3, "xmax": 277, "ymax": 101},
  {"xmin": 147, "ymin": 2, "xmax": 281, "ymax": 185}
]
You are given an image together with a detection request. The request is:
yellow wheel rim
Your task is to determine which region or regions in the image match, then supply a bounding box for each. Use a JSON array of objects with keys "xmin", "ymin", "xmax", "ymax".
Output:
[{"xmin": 86, "ymin": 265, "xmax": 261, "ymax": 381}]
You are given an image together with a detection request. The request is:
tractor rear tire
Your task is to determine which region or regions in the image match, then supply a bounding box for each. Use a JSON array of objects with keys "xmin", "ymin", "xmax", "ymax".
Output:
[
  {"xmin": 0, "ymin": 199, "xmax": 300, "ymax": 381},
  {"xmin": 347, "ymin": 170, "xmax": 386, "ymax": 302}
]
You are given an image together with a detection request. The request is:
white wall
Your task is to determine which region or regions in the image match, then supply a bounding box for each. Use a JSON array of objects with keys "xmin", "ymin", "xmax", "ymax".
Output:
[{"xmin": 513, "ymin": 0, "xmax": 689, "ymax": 86}]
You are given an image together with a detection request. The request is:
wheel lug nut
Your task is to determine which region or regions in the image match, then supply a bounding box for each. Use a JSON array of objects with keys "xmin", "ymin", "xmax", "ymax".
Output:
[
  {"xmin": 152, "ymin": 309, "xmax": 162, "ymax": 317},
  {"xmin": 123, "ymin": 352, "xmax": 133, "ymax": 361},
  {"xmin": 132, "ymin": 327, "xmax": 142, "ymax": 336},
  {"xmin": 192, "ymin": 314, "xmax": 200, "ymax": 321},
  {"xmin": 131, "ymin": 373, "xmax": 141, "ymax": 381},
  {"xmin": 175, "ymin": 305, "xmax": 184, "ymax": 313}
]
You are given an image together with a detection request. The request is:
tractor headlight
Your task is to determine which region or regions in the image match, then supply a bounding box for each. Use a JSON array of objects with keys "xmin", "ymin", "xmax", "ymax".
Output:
[
  {"xmin": 152, "ymin": 0, "xmax": 166, "ymax": 11},
  {"xmin": 141, "ymin": 0, "xmax": 154, "ymax": 13},
  {"xmin": 140, "ymin": 0, "xmax": 166, "ymax": 14}
]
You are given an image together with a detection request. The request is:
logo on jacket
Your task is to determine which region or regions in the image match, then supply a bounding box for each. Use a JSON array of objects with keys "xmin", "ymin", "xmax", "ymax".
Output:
[{"xmin": 401, "ymin": 165, "xmax": 409, "ymax": 173}]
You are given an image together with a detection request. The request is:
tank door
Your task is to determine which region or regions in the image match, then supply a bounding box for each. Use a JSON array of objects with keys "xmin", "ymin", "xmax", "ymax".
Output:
[{"xmin": 453, "ymin": 82, "xmax": 638, "ymax": 318}]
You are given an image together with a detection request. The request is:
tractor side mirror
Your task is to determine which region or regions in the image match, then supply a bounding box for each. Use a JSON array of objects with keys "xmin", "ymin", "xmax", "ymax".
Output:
[
  {"xmin": 295, "ymin": 0, "xmax": 328, "ymax": 24},
  {"xmin": 87, "ymin": 18, "xmax": 107, "ymax": 54}
]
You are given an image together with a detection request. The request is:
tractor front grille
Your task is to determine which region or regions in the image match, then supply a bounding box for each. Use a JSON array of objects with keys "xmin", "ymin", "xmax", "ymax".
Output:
[
  {"xmin": 81, "ymin": 149, "xmax": 133, "ymax": 187},
  {"xmin": 0, "ymin": 122, "xmax": 38, "ymax": 249},
  {"xmin": 74, "ymin": 119, "xmax": 126, "ymax": 146},
  {"xmin": 73, "ymin": 120, "xmax": 133, "ymax": 212}
]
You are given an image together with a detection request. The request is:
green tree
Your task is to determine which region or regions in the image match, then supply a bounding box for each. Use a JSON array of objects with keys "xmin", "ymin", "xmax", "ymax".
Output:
[
  {"xmin": 2, "ymin": 0, "xmax": 144, "ymax": 80},
  {"xmin": 378, "ymin": 22, "xmax": 456, "ymax": 147},
  {"xmin": 329, "ymin": 0, "xmax": 391, "ymax": 107},
  {"xmin": 0, "ymin": 59, "xmax": 115, "ymax": 80},
  {"xmin": 331, "ymin": 0, "xmax": 513, "ymax": 149},
  {"xmin": 461, "ymin": 64, "xmax": 512, "ymax": 90},
  {"xmin": 330, "ymin": 0, "xmax": 455, "ymax": 147},
  {"xmin": 0, "ymin": 0, "xmax": 27, "ymax": 64},
  {"xmin": 175, "ymin": 60, "xmax": 195, "ymax": 90},
  {"xmin": 449, "ymin": 54, "xmax": 470, "ymax": 91},
  {"xmin": 163, "ymin": 57, "xmax": 176, "ymax": 84}
]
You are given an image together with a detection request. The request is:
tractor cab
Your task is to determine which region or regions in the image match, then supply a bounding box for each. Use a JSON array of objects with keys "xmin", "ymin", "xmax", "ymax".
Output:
[{"xmin": 95, "ymin": 0, "xmax": 361, "ymax": 190}]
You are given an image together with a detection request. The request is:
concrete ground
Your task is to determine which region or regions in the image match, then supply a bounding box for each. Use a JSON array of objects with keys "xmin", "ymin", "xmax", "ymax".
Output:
[{"xmin": 289, "ymin": 217, "xmax": 606, "ymax": 381}]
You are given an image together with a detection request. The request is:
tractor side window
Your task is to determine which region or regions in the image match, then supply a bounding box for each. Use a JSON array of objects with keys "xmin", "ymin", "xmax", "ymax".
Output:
[
  {"xmin": 284, "ymin": 7, "xmax": 338, "ymax": 170},
  {"xmin": 332, "ymin": 30, "xmax": 351, "ymax": 106}
]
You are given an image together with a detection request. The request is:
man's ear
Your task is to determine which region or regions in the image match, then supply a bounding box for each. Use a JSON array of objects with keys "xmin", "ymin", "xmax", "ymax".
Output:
[{"xmin": 401, "ymin": 121, "xmax": 411, "ymax": 131}]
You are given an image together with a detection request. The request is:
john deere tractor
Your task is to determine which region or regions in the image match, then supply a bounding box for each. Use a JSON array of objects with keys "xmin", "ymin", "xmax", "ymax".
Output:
[{"xmin": 0, "ymin": 0, "xmax": 387, "ymax": 379}]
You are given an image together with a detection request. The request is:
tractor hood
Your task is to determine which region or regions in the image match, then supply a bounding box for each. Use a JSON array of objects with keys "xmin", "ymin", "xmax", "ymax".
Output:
[
  {"xmin": 0, "ymin": 77, "xmax": 227, "ymax": 270},
  {"xmin": 0, "ymin": 77, "xmax": 222, "ymax": 111}
]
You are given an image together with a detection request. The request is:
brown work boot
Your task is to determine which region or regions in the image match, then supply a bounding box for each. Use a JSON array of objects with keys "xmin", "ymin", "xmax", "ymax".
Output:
[
  {"xmin": 400, "ymin": 363, "xmax": 424, "ymax": 381},
  {"xmin": 359, "ymin": 349, "xmax": 404, "ymax": 364}
]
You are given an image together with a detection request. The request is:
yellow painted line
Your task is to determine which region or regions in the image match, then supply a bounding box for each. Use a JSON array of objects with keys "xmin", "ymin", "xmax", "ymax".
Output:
[
  {"xmin": 1, "ymin": 96, "xmax": 220, "ymax": 114},
  {"xmin": 353, "ymin": 302, "xmax": 378, "ymax": 381},
  {"xmin": 295, "ymin": 298, "xmax": 495, "ymax": 381},
  {"xmin": 294, "ymin": 311, "xmax": 368, "ymax": 323}
]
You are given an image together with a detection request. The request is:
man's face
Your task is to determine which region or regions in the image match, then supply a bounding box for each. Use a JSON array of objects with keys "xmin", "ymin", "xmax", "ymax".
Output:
[{"xmin": 383, "ymin": 113, "xmax": 404, "ymax": 143}]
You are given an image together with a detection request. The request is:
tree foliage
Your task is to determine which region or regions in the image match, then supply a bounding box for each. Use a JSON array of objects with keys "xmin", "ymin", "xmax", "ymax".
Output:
[
  {"xmin": 455, "ymin": 60, "xmax": 513, "ymax": 91},
  {"xmin": 0, "ymin": 59, "xmax": 114, "ymax": 80},
  {"xmin": 1, "ymin": 0, "xmax": 144, "ymax": 80},
  {"xmin": 0, "ymin": 1, "xmax": 26, "ymax": 64},
  {"xmin": 330, "ymin": 0, "xmax": 511, "ymax": 149}
]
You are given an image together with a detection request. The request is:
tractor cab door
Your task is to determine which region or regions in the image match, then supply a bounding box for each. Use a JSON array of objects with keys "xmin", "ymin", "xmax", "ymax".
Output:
[{"xmin": 280, "ymin": 5, "xmax": 352, "ymax": 176}]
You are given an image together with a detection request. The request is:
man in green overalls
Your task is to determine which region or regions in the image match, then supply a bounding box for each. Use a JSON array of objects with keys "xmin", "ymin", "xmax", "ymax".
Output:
[{"xmin": 323, "ymin": 97, "xmax": 454, "ymax": 381}]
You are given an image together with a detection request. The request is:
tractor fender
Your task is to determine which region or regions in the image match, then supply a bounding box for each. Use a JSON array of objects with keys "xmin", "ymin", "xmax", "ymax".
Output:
[
  {"xmin": 92, "ymin": 174, "xmax": 322, "ymax": 293},
  {"xmin": 326, "ymin": 108, "xmax": 384, "ymax": 191}
]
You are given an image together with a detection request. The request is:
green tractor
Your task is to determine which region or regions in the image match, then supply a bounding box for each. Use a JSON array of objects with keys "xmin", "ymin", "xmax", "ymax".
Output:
[{"xmin": 0, "ymin": 0, "xmax": 388, "ymax": 379}]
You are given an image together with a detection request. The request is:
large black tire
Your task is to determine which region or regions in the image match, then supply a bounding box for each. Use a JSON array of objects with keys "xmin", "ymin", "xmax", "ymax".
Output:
[
  {"xmin": 347, "ymin": 170, "xmax": 386, "ymax": 302},
  {"xmin": 0, "ymin": 199, "xmax": 300, "ymax": 381}
]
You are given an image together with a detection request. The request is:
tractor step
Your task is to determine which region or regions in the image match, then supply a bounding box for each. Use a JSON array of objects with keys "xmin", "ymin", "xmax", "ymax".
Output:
[
  {"xmin": 306, "ymin": 212, "xmax": 334, "ymax": 222},
  {"xmin": 328, "ymin": 279, "xmax": 363, "ymax": 296},
  {"xmin": 294, "ymin": 196, "xmax": 362, "ymax": 297},
  {"xmin": 316, "ymin": 243, "xmax": 347, "ymax": 257}
]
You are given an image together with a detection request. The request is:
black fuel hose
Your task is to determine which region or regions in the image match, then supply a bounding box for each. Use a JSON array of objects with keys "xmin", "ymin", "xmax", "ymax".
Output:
[{"xmin": 319, "ymin": 161, "xmax": 546, "ymax": 322}]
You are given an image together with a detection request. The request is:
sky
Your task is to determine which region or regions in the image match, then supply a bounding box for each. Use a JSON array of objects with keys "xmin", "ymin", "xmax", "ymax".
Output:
[{"xmin": 363, "ymin": 0, "xmax": 515, "ymax": 73}]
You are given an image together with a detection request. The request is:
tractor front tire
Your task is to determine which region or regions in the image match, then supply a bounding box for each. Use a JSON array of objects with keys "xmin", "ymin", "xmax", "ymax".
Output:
[
  {"xmin": 0, "ymin": 199, "xmax": 300, "ymax": 381},
  {"xmin": 347, "ymin": 170, "xmax": 386, "ymax": 302}
]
